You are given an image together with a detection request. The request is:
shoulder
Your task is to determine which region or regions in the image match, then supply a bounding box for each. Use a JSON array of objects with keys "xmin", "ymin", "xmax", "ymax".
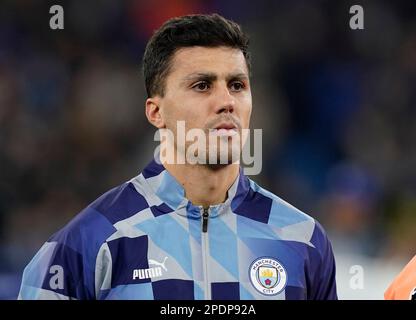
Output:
[
  {"xmin": 238, "ymin": 178, "xmax": 332, "ymax": 252},
  {"xmin": 49, "ymin": 179, "xmax": 151, "ymax": 254},
  {"xmin": 19, "ymin": 180, "xmax": 152, "ymax": 299}
]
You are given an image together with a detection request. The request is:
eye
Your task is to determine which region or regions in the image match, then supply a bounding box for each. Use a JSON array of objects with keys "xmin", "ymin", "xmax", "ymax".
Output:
[
  {"xmin": 230, "ymin": 81, "xmax": 245, "ymax": 92},
  {"xmin": 192, "ymin": 81, "xmax": 210, "ymax": 92}
]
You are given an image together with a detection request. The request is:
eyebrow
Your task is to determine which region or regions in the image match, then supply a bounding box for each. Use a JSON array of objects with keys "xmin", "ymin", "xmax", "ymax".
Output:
[{"xmin": 181, "ymin": 72, "xmax": 249, "ymax": 85}]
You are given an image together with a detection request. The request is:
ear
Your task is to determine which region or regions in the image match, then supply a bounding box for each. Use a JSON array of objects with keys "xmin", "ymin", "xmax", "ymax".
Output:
[{"xmin": 145, "ymin": 97, "xmax": 165, "ymax": 129}]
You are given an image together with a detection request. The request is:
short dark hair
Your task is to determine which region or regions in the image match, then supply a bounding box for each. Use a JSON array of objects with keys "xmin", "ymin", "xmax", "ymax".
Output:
[{"xmin": 142, "ymin": 13, "xmax": 251, "ymax": 98}]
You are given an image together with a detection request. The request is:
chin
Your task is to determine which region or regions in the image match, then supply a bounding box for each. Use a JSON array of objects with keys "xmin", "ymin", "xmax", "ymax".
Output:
[{"xmin": 207, "ymin": 147, "xmax": 241, "ymax": 165}]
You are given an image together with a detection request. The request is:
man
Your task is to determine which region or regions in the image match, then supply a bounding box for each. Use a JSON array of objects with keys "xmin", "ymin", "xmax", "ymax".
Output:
[
  {"xmin": 19, "ymin": 14, "xmax": 337, "ymax": 300},
  {"xmin": 385, "ymin": 255, "xmax": 416, "ymax": 300}
]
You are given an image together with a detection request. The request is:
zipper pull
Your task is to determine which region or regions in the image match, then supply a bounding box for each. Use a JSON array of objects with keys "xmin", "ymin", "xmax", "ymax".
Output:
[{"xmin": 202, "ymin": 208, "xmax": 209, "ymax": 233}]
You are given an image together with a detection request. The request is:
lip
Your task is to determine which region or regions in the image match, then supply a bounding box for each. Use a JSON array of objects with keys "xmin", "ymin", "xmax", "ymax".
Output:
[
  {"xmin": 210, "ymin": 122, "xmax": 238, "ymax": 136},
  {"xmin": 213, "ymin": 122, "xmax": 237, "ymax": 130}
]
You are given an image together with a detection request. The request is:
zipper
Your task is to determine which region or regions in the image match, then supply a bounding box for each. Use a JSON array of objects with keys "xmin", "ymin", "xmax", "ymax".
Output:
[
  {"xmin": 202, "ymin": 207, "xmax": 209, "ymax": 232},
  {"xmin": 201, "ymin": 207, "xmax": 211, "ymax": 299}
]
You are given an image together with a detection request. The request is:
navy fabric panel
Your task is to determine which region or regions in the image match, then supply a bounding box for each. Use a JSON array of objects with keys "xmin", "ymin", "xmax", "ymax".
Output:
[
  {"xmin": 40, "ymin": 243, "xmax": 86, "ymax": 299},
  {"xmin": 108, "ymin": 236, "xmax": 150, "ymax": 286},
  {"xmin": 142, "ymin": 159, "xmax": 165, "ymax": 179},
  {"xmin": 233, "ymin": 187, "xmax": 272, "ymax": 223},
  {"xmin": 150, "ymin": 203, "xmax": 173, "ymax": 217},
  {"xmin": 211, "ymin": 282, "xmax": 240, "ymax": 300},
  {"xmin": 152, "ymin": 279, "xmax": 194, "ymax": 300},
  {"xmin": 48, "ymin": 207, "xmax": 116, "ymax": 298},
  {"xmin": 49, "ymin": 207, "xmax": 116, "ymax": 253},
  {"xmin": 231, "ymin": 173, "xmax": 250, "ymax": 211},
  {"xmin": 91, "ymin": 182, "xmax": 149, "ymax": 224},
  {"xmin": 284, "ymin": 285, "xmax": 307, "ymax": 300},
  {"xmin": 306, "ymin": 222, "xmax": 338, "ymax": 300}
]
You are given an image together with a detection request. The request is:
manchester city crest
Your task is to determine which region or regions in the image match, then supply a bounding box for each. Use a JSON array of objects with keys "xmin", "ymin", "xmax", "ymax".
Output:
[{"xmin": 249, "ymin": 257, "xmax": 287, "ymax": 296}]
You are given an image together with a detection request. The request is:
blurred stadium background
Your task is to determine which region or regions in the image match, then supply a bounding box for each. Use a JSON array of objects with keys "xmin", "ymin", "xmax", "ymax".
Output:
[{"xmin": 0, "ymin": 0, "xmax": 415, "ymax": 299}]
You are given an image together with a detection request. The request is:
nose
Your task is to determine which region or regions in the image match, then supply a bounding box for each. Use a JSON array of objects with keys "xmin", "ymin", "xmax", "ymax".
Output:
[{"xmin": 213, "ymin": 83, "xmax": 235, "ymax": 114}]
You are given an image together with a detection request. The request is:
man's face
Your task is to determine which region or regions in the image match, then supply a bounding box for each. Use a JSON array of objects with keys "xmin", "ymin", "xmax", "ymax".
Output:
[{"xmin": 156, "ymin": 46, "xmax": 252, "ymax": 164}]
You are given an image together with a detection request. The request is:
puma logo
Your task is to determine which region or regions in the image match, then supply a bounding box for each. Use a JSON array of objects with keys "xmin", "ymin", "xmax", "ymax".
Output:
[
  {"xmin": 149, "ymin": 257, "xmax": 168, "ymax": 271},
  {"xmin": 132, "ymin": 257, "xmax": 169, "ymax": 280}
]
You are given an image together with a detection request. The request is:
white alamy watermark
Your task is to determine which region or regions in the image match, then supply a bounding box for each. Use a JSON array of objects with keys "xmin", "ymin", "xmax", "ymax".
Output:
[
  {"xmin": 49, "ymin": 5, "xmax": 64, "ymax": 30},
  {"xmin": 153, "ymin": 121, "xmax": 262, "ymax": 175},
  {"xmin": 49, "ymin": 264, "xmax": 64, "ymax": 290},
  {"xmin": 349, "ymin": 264, "xmax": 364, "ymax": 290},
  {"xmin": 349, "ymin": 5, "xmax": 364, "ymax": 30}
]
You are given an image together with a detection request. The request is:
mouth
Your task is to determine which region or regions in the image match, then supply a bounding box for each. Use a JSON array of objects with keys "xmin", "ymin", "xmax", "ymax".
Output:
[{"xmin": 210, "ymin": 122, "xmax": 238, "ymax": 136}]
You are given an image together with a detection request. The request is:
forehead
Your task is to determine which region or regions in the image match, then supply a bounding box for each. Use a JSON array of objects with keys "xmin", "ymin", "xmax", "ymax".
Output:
[{"xmin": 169, "ymin": 46, "xmax": 249, "ymax": 77}]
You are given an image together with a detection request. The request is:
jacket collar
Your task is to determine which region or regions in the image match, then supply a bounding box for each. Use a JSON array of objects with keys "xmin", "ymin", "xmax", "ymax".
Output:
[{"xmin": 141, "ymin": 157, "xmax": 250, "ymax": 218}]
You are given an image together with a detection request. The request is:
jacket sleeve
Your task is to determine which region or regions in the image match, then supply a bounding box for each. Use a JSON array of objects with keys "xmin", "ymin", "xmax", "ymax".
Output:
[
  {"xmin": 18, "ymin": 206, "xmax": 115, "ymax": 300},
  {"xmin": 18, "ymin": 240, "xmax": 87, "ymax": 300},
  {"xmin": 308, "ymin": 221, "xmax": 338, "ymax": 300}
]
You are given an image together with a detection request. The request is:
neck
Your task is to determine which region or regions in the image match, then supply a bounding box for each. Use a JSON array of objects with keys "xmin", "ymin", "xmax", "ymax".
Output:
[{"xmin": 163, "ymin": 161, "xmax": 240, "ymax": 208}]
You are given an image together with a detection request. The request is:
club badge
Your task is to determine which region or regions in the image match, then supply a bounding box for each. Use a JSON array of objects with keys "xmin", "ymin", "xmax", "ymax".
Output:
[{"xmin": 249, "ymin": 257, "xmax": 287, "ymax": 296}]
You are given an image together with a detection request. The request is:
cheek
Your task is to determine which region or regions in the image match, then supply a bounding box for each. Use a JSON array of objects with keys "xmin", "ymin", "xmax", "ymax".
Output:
[
  {"xmin": 240, "ymin": 98, "xmax": 252, "ymax": 127},
  {"xmin": 162, "ymin": 100, "xmax": 200, "ymax": 131},
  {"xmin": 161, "ymin": 107, "xmax": 174, "ymax": 128},
  {"xmin": 161, "ymin": 96, "xmax": 183, "ymax": 123}
]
